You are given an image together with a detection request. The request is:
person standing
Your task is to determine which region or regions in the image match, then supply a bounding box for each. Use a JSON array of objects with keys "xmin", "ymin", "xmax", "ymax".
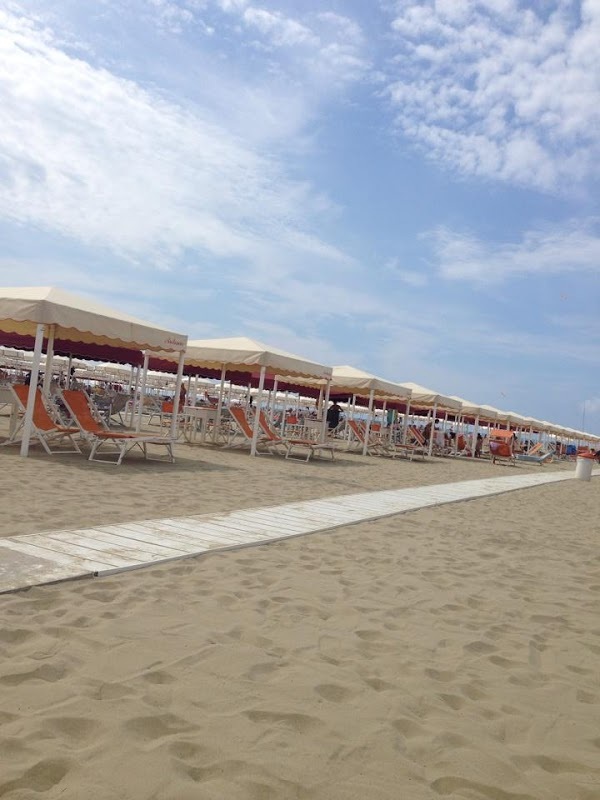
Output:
[{"xmin": 326, "ymin": 400, "xmax": 343, "ymax": 431}]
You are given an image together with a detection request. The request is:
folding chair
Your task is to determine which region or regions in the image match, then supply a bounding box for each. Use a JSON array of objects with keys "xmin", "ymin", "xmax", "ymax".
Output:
[
  {"xmin": 61, "ymin": 389, "xmax": 175, "ymax": 466},
  {"xmin": 2, "ymin": 384, "xmax": 81, "ymax": 455},
  {"xmin": 258, "ymin": 412, "xmax": 335, "ymax": 462}
]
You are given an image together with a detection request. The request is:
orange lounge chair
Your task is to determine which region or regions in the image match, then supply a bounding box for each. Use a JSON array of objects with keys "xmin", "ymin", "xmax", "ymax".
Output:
[
  {"xmin": 2, "ymin": 384, "xmax": 81, "ymax": 455},
  {"xmin": 348, "ymin": 419, "xmax": 422, "ymax": 460},
  {"xmin": 258, "ymin": 412, "xmax": 335, "ymax": 462},
  {"xmin": 403, "ymin": 426, "xmax": 429, "ymax": 458},
  {"xmin": 61, "ymin": 390, "xmax": 175, "ymax": 466},
  {"xmin": 488, "ymin": 429, "xmax": 516, "ymax": 465},
  {"xmin": 223, "ymin": 405, "xmax": 284, "ymax": 455}
]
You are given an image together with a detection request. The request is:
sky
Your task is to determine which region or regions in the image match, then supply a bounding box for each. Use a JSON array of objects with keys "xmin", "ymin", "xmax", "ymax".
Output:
[{"xmin": 0, "ymin": 0, "xmax": 599, "ymax": 433}]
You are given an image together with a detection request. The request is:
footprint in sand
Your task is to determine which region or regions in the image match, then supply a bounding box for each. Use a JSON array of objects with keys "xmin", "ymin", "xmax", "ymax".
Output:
[
  {"xmin": 245, "ymin": 662, "xmax": 281, "ymax": 682},
  {"xmin": 0, "ymin": 663, "xmax": 66, "ymax": 686},
  {"xmin": 314, "ymin": 683, "xmax": 355, "ymax": 703},
  {"xmin": 430, "ymin": 775, "xmax": 536, "ymax": 799},
  {"xmin": 391, "ymin": 718, "xmax": 425, "ymax": 738},
  {"xmin": 355, "ymin": 629, "xmax": 383, "ymax": 641},
  {"xmin": 43, "ymin": 716, "xmax": 101, "ymax": 747},
  {"xmin": 438, "ymin": 693, "xmax": 465, "ymax": 710},
  {"xmin": 0, "ymin": 629, "xmax": 34, "ymax": 645},
  {"xmin": 93, "ymin": 680, "xmax": 136, "ymax": 701},
  {"xmin": 464, "ymin": 640, "xmax": 497, "ymax": 655},
  {"xmin": 460, "ymin": 682, "xmax": 487, "ymax": 701},
  {"xmin": 364, "ymin": 677, "xmax": 394, "ymax": 692},
  {"xmin": 575, "ymin": 689, "xmax": 598, "ymax": 704},
  {"xmin": 123, "ymin": 713, "xmax": 194, "ymax": 741},
  {"xmin": 0, "ymin": 759, "xmax": 70, "ymax": 796},
  {"xmin": 532, "ymin": 754, "xmax": 592, "ymax": 774},
  {"xmin": 168, "ymin": 740, "xmax": 206, "ymax": 761},
  {"xmin": 424, "ymin": 668, "xmax": 455, "ymax": 683},
  {"xmin": 142, "ymin": 670, "xmax": 176, "ymax": 685},
  {"xmin": 179, "ymin": 759, "xmax": 247, "ymax": 784},
  {"xmin": 243, "ymin": 710, "xmax": 322, "ymax": 734},
  {"xmin": 488, "ymin": 655, "xmax": 520, "ymax": 669}
]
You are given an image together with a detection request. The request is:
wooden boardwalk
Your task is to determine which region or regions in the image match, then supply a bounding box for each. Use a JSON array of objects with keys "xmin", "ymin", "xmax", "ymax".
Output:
[{"xmin": 1, "ymin": 469, "xmax": 596, "ymax": 594}]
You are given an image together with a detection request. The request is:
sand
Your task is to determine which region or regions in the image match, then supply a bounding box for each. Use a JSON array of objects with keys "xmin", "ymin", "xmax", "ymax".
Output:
[{"xmin": 1, "ymin": 431, "xmax": 599, "ymax": 799}]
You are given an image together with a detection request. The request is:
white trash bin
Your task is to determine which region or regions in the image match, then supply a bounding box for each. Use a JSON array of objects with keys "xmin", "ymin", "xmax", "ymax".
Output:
[{"xmin": 575, "ymin": 455, "xmax": 594, "ymax": 482}]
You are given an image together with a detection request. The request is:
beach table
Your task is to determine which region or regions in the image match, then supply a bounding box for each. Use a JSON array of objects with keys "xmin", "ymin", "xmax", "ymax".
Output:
[{"xmin": 182, "ymin": 405, "xmax": 217, "ymax": 443}]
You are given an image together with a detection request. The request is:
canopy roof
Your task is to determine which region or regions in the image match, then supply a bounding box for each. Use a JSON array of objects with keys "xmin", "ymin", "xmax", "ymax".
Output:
[
  {"xmin": 149, "ymin": 336, "xmax": 332, "ymax": 380},
  {"xmin": 330, "ymin": 366, "xmax": 412, "ymax": 400},
  {"xmin": 0, "ymin": 287, "xmax": 187, "ymax": 364},
  {"xmin": 401, "ymin": 382, "xmax": 461, "ymax": 411},
  {"xmin": 448, "ymin": 395, "xmax": 497, "ymax": 421}
]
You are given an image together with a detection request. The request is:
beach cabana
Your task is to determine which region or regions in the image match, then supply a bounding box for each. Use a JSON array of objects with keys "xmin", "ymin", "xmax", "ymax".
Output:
[
  {"xmin": 398, "ymin": 382, "xmax": 462, "ymax": 455},
  {"xmin": 0, "ymin": 287, "xmax": 188, "ymax": 455},
  {"xmin": 448, "ymin": 395, "xmax": 498, "ymax": 454},
  {"xmin": 149, "ymin": 336, "xmax": 332, "ymax": 456},
  {"xmin": 328, "ymin": 366, "xmax": 412, "ymax": 456}
]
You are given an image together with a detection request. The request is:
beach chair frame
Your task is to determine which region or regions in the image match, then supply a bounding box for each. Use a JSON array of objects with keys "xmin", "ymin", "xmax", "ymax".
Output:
[
  {"xmin": 61, "ymin": 389, "xmax": 175, "ymax": 466},
  {"xmin": 2, "ymin": 384, "xmax": 82, "ymax": 455},
  {"xmin": 258, "ymin": 412, "xmax": 335, "ymax": 462}
]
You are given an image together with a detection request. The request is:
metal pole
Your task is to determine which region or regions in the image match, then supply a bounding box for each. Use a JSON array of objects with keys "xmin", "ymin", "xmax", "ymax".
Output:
[
  {"xmin": 212, "ymin": 365, "xmax": 227, "ymax": 443},
  {"xmin": 321, "ymin": 379, "xmax": 331, "ymax": 442},
  {"xmin": 136, "ymin": 353, "xmax": 150, "ymax": 432},
  {"xmin": 250, "ymin": 366, "xmax": 266, "ymax": 456},
  {"xmin": 362, "ymin": 388, "xmax": 375, "ymax": 456},
  {"xmin": 42, "ymin": 325, "xmax": 55, "ymax": 397},
  {"xmin": 170, "ymin": 350, "xmax": 185, "ymax": 440},
  {"xmin": 20, "ymin": 323, "xmax": 45, "ymax": 457}
]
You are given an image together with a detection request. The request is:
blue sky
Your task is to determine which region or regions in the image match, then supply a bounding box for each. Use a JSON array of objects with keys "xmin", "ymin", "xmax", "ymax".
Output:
[{"xmin": 1, "ymin": 0, "xmax": 598, "ymax": 432}]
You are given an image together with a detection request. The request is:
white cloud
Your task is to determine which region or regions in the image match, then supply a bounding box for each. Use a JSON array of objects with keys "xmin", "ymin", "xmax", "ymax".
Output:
[
  {"xmin": 426, "ymin": 219, "xmax": 600, "ymax": 282},
  {"xmin": 0, "ymin": 8, "xmax": 346, "ymax": 271},
  {"xmin": 385, "ymin": 0, "xmax": 600, "ymax": 191},
  {"xmin": 220, "ymin": 3, "xmax": 370, "ymax": 87},
  {"xmin": 384, "ymin": 258, "xmax": 428, "ymax": 287}
]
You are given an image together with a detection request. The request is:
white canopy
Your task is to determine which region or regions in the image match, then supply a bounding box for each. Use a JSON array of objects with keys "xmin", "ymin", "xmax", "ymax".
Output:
[
  {"xmin": 0, "ymin": 286, "xmax": 187, "ymax": 354},
  {"xmin": 0, "ymin": 286, "xmax": 188, "ymax": 455},
  {"xmin": 400, "ymin": 382, "xmax": 461, "ymax": 412},
  {"xmin": 154, "ymin": 336, "xmax": 332, "ymax": 380},
  {"xmin": 330, "ymin": 366, "xmax": 412, "ymax": 401},
  {"xmin": 448, "ymin": 395, "xmax": 497, "ymax": 421}
]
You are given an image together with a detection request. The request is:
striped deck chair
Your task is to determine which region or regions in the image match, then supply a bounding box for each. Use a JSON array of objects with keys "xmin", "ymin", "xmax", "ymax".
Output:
[
  {"xmin": 347, "ymin": 419, "xmax": 389, "ymax": 456},
  {"xmin": 406, "ymin": 426, "xmax": 431, "ymax": 458},
  {"xmin": 258, "ymin": 412, "xmax": 335, "ymax": 462},
  {"xmin": 2, "ymin": 384, "xmax": 81, "ymax": 455},
  {"xmin": 223, "ymin": 406, "xmax": 285, "ymax": 455},
  {"xmin": 61, "ymin": 390, "xmax": 175, "ymax": 466}
]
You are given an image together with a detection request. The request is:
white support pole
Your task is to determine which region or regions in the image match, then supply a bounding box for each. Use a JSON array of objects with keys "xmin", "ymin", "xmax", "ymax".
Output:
[
  {"xmin": 321, "ymin": 379, "xmax": 331, "ymax": 442},
  {"xmin": 470, "ymin": 415, "xmax": 480, "ymax": 457},
  {"xmin": 135, "ymin": 353, "xmax": 150, "ymax": 432},
  {"xmin": 213, "ymin": 365, "xmax": 227, "ymax": 443},
  {"xmin": 250, "ymin": 366, "xmax": 266, "ymax": 456},
  {"xmin": 128, "ymin": 366, "xmax": 140, "ymax": 427},
  {"xmin": 66, "ymin": 354, "xmax": 73, "ymax": 389},
  {"xmin": 20, "ymin": 323, "xmax": 45, "ymax": 457},
  {"xmin": 42, "ymin": 325, "xmax": 55, "ymax": 398},
  {"xmin": 270, "ymin": 378, "xmax": 279, "ymax": 423},
  {"xmin": 428, "ymin": 402, "xmax": 438, "ymax": 456},
  {"xmin": 362, "ymin": 388, "xmax": 375, "ymax": 456},
  {"xmin": 402, "ymin": 398, "xmax": 411, "ymax": 443},
  {"xmin": 170, "ymin": 350, "xmax": 185, "ymax": 440}
]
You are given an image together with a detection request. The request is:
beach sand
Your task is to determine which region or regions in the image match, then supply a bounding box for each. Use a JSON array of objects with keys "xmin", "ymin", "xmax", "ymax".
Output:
[{"xmin": 1, "ymin": 435, "xmax": 599, "ymax": 799}]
